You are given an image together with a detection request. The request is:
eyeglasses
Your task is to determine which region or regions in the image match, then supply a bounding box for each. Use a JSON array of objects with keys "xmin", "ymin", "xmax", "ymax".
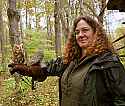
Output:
[{"xmin": 74, "ymin": 28, "xmax": 91, "ymax": 36}]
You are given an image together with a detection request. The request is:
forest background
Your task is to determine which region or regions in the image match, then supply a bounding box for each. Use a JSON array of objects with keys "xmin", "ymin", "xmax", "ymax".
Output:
[{"xmin": 0, "ymin": 0, "xmax": 125, "ymax": 106}]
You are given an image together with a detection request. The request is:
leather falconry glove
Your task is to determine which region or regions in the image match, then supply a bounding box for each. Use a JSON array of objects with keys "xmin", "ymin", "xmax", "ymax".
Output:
[{"xmin": 8, "ymin": 62, "xmax": 48, "ymax": 82}]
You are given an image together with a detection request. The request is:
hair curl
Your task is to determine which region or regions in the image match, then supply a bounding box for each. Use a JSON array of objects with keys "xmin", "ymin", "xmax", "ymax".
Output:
[{"xmin": 63, "ymin": 16, "xmax": 114, "ymax": 64}]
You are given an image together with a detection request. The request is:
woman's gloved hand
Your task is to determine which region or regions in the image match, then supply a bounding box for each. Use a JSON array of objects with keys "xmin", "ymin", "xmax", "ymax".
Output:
[{"xmin": 8, "ymin": 62, "xmax": 48, "ymax": 81}]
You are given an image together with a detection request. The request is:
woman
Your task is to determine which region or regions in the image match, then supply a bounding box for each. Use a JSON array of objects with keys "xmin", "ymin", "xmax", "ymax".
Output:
[{"xmin": 9, "ymin": 16, "xmax": 125, "ymax": 106}]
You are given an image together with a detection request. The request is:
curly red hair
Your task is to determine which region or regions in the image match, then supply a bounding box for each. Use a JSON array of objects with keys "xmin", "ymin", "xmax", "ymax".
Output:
[{"xmin": 63, "ymin": 16, "xmax": 114, "ymax": 64}]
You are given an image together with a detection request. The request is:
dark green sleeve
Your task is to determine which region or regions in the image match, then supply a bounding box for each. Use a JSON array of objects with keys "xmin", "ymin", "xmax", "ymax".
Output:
[
  {"xmin": 102, "ymin": 61, "xmax": 125, "ymax": 106},
  {"xmin": 46, "ymin": 57, "xmax": 68, "ymax": 77}
]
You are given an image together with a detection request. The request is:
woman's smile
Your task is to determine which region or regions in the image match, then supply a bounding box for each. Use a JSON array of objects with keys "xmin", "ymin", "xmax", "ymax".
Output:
[{"xmin": 75, "ymin": 20, "xmax": 95, "ymax": 49}]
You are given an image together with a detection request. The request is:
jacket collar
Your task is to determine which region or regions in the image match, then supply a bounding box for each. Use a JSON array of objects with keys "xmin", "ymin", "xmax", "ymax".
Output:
[
  {"xmin": 92, "ymin": 51, "xmax": 119, "ymax": 64},
  {"xmin": 78, "ymin": 54, "xmax": 98, "ymax": 67},
  {"xmin": 77, "ymin": 51, "xmax": 119, "ymax": 68}
]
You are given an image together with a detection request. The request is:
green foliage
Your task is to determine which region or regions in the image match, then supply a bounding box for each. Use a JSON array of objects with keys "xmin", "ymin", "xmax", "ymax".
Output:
[
  {"xmin": 4, "ymin": 77, "xmax": 32, "ymax": 95},
  {"xmin": 44, "ymin": 49, "xmax": 56, "ymax": 61},
  {"xmin": 114, "ymin": 25, "xmax": 125, "ymax": 66},
  {"xmin": 24, "ymin": 29, "xmax": 46, "ymax": 55},
  {"xmin": 115, "ymin": 25, "xmax": 125, "ymax": 53},
  {"xmin": 24, "ymin": 29, "xmax": 56, "ymax": 61},
  {"xmin": 44, "ymin": 1, "xmax": 54, "ymax": 16},
  {"xmin": 4, "ymin": 78, "xmax": 15, "ymax": 96},
  {"xmin": 0, "ymin": 44, "xmax": 12, "ymax": 73},
  {"xmin": 115, "ymin": 25, "xmax": 125, "ymax": 36},
  {"xmin": 17, "ymin": 0, "xmax": 35, "ymax": 9},
  {"xmin": 20, "ymin": 77, "xmax": 32, "ymax": 93}
]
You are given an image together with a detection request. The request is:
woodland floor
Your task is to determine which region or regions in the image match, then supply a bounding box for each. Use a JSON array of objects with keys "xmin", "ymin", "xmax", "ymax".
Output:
[{"xmin": 0, "ymin": 72, "xmax": 59, "ymax": 106}]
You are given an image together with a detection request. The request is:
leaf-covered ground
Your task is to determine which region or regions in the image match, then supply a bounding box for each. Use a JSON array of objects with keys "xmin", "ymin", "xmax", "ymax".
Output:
[{"xmin": 0, "ymin": 72, "xmax": 59, "ymax": 106}]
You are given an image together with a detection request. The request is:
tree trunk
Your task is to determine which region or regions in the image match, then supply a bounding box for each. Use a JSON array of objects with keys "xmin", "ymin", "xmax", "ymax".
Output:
[
  {"xmin": 59, "ymin": 0, "xmax": 70, "ymax": 40},
  {"xmin": 7, "ymin": 0, "xmax": 25, "ymax": 99},
  {"xmin": 0, "ymin": 0, "xmax": 5, "ymax": 67},
  {"xmin": 54, "ymin": 0, "xmax": 61, "ymax": 57},
  {"xmin": 79, "ymin": 0, "xmax": 84, "ymax": 15},
  {"xmin": 47, "ymin": 15, "xmax": 52, "ymax": 38},
  {"xmin": 7, "ymin": 0, "xmax": 21, "ymax": 46},
  {"xmin": 46, "ymin": 15, "xmax": 53, "ymax": 49},
  {"xmin": 25, "ymin": 0, "xmax": 28, "ymax": 28},
  {"xmin": 98, "ymin": 0, "xmax": 106, "ymax": 24}
]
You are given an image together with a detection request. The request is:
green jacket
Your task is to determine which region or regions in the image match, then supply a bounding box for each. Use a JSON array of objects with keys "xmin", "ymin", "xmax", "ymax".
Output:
[{"xmin": 47, "ymin": 51, "xmax": 125, "ymax": 106}]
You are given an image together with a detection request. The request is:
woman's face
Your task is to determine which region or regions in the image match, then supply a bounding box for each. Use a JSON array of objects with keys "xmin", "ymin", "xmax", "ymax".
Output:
[{"xmin": 75, "ymin": 20, "xmax": 96, "ymax": 49}]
